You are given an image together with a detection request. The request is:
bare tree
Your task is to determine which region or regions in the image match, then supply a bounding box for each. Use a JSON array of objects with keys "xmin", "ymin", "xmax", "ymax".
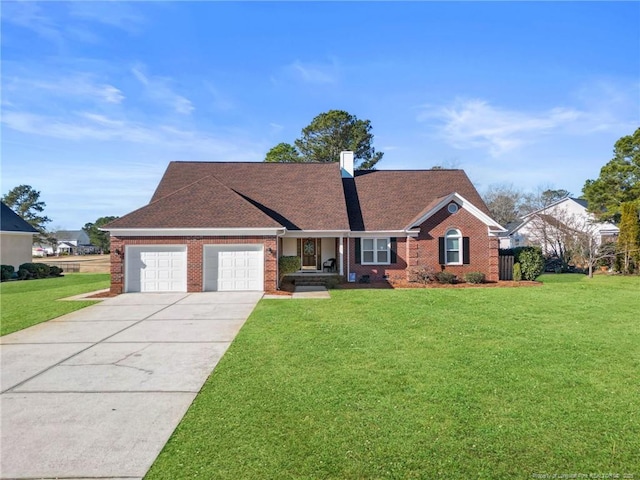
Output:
[
  {"xmin": 483, "ymin": 184, "xmax": 572, "ymax": 227},
  {"xmin": 482, "ymin": 184, "xmax": 526, "ymax": 226},
  {"xmin": 521, "ymin": 206, "xmax": 614, "ymax": 278}
]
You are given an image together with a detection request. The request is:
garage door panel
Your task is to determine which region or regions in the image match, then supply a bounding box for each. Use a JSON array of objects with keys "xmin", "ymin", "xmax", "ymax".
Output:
[
  {"xmin": 126, "ymin": 246, "xmax": 187, "ymax": 293},
  {"xmin": 204, "ymin": 246, "xmax": 264, "ymax": 292}
]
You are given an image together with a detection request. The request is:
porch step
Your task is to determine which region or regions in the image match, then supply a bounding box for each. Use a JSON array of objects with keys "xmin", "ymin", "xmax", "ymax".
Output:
[
  {"xmin": 295, "ymin": 281, "xmax": 327, "ymax": 287},
  {"xmin": 282, "ymin": 274, "xmax": 342, "ymax": 289}
]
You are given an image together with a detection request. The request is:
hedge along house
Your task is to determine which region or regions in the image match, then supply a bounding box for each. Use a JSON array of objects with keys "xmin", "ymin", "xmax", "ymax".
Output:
[{"xmin": 104, "ymin": 152, "xmax": 505, "ymax": 294}]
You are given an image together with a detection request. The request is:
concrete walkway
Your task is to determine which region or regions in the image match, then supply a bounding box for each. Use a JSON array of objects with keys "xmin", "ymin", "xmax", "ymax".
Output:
[{"xmin": 0, "ymin": 291, "xmax": 262, "ymax": 480}]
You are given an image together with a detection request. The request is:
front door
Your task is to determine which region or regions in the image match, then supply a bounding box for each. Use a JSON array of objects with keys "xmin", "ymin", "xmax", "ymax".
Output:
[{"xmin": 302, "ymin": 238, "xmax": 318, "ymax": 270}]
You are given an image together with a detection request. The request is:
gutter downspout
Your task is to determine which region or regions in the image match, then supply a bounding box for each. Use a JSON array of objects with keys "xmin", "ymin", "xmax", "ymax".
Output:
[
  {"xmin": 276, "ymin": 228, "xmax": 286, "ymax": 289},
  {"xmin": 346, "ymin": 232, "xmax": 350, "ymax": 281}
]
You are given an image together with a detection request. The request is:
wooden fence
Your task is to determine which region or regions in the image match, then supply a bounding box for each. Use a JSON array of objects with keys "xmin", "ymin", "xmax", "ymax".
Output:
[
  {"xmin": 499, "ymin": 255, "xmax": 514, "ymax": 281},
  {"xmin": 45, "ymin": 262, "xmax": 81, "ymax": 273}
]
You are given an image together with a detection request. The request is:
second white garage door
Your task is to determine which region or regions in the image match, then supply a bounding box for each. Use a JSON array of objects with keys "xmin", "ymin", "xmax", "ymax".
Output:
[{"xmin": 204, "ymin": 245, "xmax": 264, "ymax": 291}]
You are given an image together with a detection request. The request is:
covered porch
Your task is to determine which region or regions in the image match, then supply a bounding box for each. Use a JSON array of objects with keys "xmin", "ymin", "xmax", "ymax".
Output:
[{"xmin": 279, "ymin": 235, "xmax": 345, "ymax": 275}]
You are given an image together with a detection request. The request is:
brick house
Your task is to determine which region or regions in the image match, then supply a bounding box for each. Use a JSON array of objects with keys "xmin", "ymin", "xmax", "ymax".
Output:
[{"xmin": 105, "ymin": 152, "xmax": 504, "ymax": 293}]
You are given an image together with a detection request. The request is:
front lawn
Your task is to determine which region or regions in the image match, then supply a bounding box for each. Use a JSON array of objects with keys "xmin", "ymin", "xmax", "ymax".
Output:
[
  {"xmin": 0, "ymin": 273, "xmax": 110, "ymax": 336},
  {"xmin": 147, "ymin": 275, "xmax": 640, "ymax": 479}
]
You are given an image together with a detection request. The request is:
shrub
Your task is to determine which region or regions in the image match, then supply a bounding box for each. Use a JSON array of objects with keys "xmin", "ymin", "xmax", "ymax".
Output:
[
  {"xmin": 518, "ymin": 247, "xmax": 544, "ymax": 281},
  {"xmin": 325, "ymin": 277, "xmax": 341, "ymax": 289},
  {"xmin": 18, "ymin": 262, "xmax": 52, "ymax": 279},
  {"xmin": 463, "ymin": 272, "xmax": 485, "ymax": 284},
  {"xmin": 278, "ymin": 256, "xmax": 301, "ymax": 280},
  {"xmin": 435, "ymin": 271, "xmax": 456, "ymax": 284},
  {"xmin": 1, "ymin": 264, "xmax": 15, "ymax": 282},
  {"xmin": 544, "ymin": 256, "xmax": 565, "ymax": 273},
  {"xmin": 596, "ymin": 242, "xmax": 618, "ymax": 270},
  {"xmin": 49, "ymin": 266, "xmax": 63, "ymax": 276},
  {"xmin": 513, "ymin": 262, "xmax": 522, "ymax": 282},
  {"xmin": 35, "ymin": 263, "xmax": 51, "ymax": 278},
  {"xmin": 408, "ymin": 266, "xmax": 436, "ymax": 284},
  {"xmin": 19, "ymin": 263, "xmax": 40, "ymax": 278},
  {"xmin": 10, "ymin": 263, "xmax": 62, "ymax": 281}
]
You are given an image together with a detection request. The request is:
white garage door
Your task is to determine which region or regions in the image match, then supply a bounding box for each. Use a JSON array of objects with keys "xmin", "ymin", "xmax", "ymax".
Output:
[
  {"xmin": 204, "ymin": 245, "xmax": 264, "ymax": 292},
  {"xmin": 126, "ymin": 246, "xmax": 187, "ymax": 293}
]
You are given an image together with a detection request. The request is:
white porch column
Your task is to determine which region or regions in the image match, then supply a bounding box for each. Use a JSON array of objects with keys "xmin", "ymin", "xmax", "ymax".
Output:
[{"xmin": 339, "ymin": 236, "xmax": 344, "ymax": 275}]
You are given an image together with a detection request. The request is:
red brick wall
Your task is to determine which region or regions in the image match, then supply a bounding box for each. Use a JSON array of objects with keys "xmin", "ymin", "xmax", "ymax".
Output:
[
  {"xmin": 347, "ymin": 237, "xmax": 409, "ymax": 283},
  {"xmin": 346, "ymin": 204, "xmax": 499, "ymax": 283},
  {"xmin": 110, "ymin": 236, "xmax": 277, "ymax": 294},
  {"xmin": 416, "ymin": 204, "xmax": 499, "ymax": 282}
]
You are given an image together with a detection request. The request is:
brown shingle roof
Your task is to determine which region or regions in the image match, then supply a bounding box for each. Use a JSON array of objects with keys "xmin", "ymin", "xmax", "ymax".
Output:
[
  {"xmin": 107, "ymin": 163, "xmax": 492, "ymax": 232},
  {"xmin": 349, "ymin": 170, "xmax": 491, "ymax": 231},
  {"xmin": 108, "ymin": 162, "xmax": 351, "ymax": 230}
]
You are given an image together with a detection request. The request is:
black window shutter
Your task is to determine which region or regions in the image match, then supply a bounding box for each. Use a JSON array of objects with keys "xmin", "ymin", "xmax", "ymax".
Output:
[
  {"xmin": 463, "ymin": 237, "xmax": 470, "ymax": 264},
  {"xmin": 438, "ymin": 237, "xmax": 445, "ymax": 264},
  {"xmin": 390, "ymin": 237, "xmax": 397, "ymax": 263},
  {"xmin": 355, "ymin": 238, "xmax": 361, "ymax": 264},
  {"xmin": 296, "ymin": 239, "xmax": 301, "ymax": 257}
]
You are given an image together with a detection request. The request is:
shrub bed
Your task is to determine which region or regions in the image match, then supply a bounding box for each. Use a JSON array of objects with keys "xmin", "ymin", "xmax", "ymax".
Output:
[
  {"xmin": 278, "ymin": 256, "xmax": 301, "ymax": 280},
  {"xmin": 463, "ymin": 272, "xmax": 485, "ymax": 284},
  {"xmin": 408, "ymin": 266, "xmax": 437, "ymax": 284},
  {"xmin": 435, "ymin": 271, "xmax": 457, "ymax": 284},
  {"xmin": 4, "ymin": 262, "xmax": 65, "ymax": 282}
]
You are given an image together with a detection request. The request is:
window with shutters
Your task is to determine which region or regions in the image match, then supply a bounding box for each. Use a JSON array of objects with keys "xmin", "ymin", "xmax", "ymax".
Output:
[
  {"xmin": 361, "ymin": 237, "xmax": 390, "ymax": 265},
  {"xmin": 445, "ymin": 229, "xmax": 462, "ymax": 265}
]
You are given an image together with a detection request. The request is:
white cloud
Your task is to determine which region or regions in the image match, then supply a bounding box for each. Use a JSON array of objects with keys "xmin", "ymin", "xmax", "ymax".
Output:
[
  {"xmin": 204, "ymin": 82, "xmax": 234, "ymax": 111},
  {"xmin": 68, "ymin": 2, "xmax": 145, "ymax": 34},
  {"xmin": 101, "ymin": 85, "xmax": 125, "ymax": 104},
  {"xmin": 1, "ymin": 1, "xmax": 63, "ymax": 44},
  {"xmin": 420, "ymin": 80, "xmax": 640, "ymax": 158},
  {"xmin": 1, "ymin": 110, "xmax": 261, "ymax": 159},
  {"xmin": 2, "ymin": 1, "xmax": 146, "ymax": 49},
  {"xmin": 4, "ymin": 73, "xmax": 124, "ymax": 105},
  {"xmin": 420, "ymin": 99, "xmax": 583, "ymax": 156},
  {"xmin": 131, "ymin": 64, "xmax": 194, "ymax": 115},
  {"xmin": 269, "ymin": 123, "xmax": 284, "ymax": 134},
  {"xmin": 286, "ymin": 59, "xmax": 339, "ymax": 84}
]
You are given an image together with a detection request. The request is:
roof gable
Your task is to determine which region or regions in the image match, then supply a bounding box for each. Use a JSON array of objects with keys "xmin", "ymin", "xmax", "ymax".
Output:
[
  {"xmin": 107, "ymin": 175, "xmax": 282, "ymax": 229},
  {"xmin": 1, "ymin": 202, "xmax": 38, "ymax": 233},
  {"xmin": 407, "ymin": 192, "xmax": 505, "ymax": 231},
  {"xmin": 348, "ymin": 169, "xmax": 493, "ymax": 231},
  {"xmin": 145, "ymin": 162, "xmax": 351, "ymax": 231}
]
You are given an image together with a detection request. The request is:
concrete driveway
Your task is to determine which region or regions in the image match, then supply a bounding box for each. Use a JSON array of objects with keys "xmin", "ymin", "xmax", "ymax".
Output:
[{"xmin": 0, "ymin": 291, "xmax": 262, "ymax": 480}]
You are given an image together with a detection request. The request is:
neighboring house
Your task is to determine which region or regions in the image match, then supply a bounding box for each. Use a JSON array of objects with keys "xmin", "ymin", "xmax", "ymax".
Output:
[
  {"xmin": 52, "ymin": 230, "xmax": 99, "ymax": 255},
  {"xmin": 1, "ymin": 201, "xmax": 38, "ymax": 269},
  {"xmin": 499, "ymin": 197, "xmax": 619, "ymax": 252},
  {"xmin": 105, "ymin": 152, "xmax": 505, "ymax": 293}
]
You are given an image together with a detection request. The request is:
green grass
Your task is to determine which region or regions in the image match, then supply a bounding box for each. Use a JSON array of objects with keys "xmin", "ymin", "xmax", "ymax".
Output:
[
  {"xmin": 0, "ymin": 273, "xmax": 110, "ymax": 335},
  {"xmin": 147, "ymin": 274, "xmax": 640, "ymax": 479}
]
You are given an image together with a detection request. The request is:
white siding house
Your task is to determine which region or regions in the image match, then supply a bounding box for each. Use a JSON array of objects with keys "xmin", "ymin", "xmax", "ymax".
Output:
[
  {"xmin": 501, "ymin": 197, "xmax": 619, "ymax": 252},
  {"xmin": 1, "ymin": 202, "xmax": 38, "ymax": 269}
]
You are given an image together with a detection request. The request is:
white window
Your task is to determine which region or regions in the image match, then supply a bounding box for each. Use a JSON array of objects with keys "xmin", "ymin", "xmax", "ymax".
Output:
[
  {"xmin": 361, "ymin": 238, "xmax": 390, "ymax": 265},
  {"xmin": 445, "ymin": 229, "xmax": 462, "ymax": 265}
]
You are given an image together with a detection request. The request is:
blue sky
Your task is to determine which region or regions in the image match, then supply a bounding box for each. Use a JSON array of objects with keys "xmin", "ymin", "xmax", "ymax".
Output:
[{"xmin": 2, "ymin": 1, "xmax": 638, "ymax": 229}]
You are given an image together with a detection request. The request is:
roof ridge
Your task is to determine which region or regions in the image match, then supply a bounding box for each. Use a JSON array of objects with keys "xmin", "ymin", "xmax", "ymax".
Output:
[
  {"xmin": 103, "ymin": 176, "xmax": 218, "ymax": 227},
  {"xmin": 168, "ymin": 161, "xmax": 340, "ymax": 166},
  {"xmin": 144, "ymin": 174, "xmax": 216, "ymax": 206}
]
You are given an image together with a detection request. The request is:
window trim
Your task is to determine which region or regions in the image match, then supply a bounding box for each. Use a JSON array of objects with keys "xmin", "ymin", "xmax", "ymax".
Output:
[
  {"xmin": 445, "ymin": 228, "xmax": 462, "ymax": 265},
  {"xmin": 361, "ymin": 237, "xmax": 391, "ymax": 265}
]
